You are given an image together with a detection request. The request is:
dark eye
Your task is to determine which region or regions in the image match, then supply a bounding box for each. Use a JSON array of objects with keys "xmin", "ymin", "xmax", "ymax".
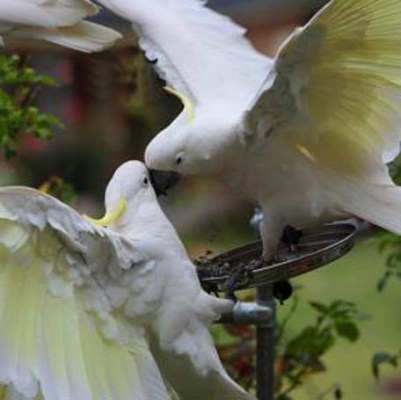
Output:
[
  {"xmin": 176, "ymin": 156, "xmax": 183, "ymax": 165},
  {"xmin": 143, "ymin": 177, "xmax": 149, "ymax": 185}
]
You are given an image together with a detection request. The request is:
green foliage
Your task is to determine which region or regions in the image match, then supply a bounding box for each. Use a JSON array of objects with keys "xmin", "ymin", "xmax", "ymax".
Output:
[
  {"xmin": 388, "ymin": 156, "xmax": 401, "ymax": 186},
  {"xmin": 216, "ymin": 295, "xmax": 366, "ymax": 400},
  {"xmin": 377, "ymin": 156, "xmax": 401, "ymax": 291},
  {"xmin": 0, "ymin": 54, "xmax": 74, "ymax": 202},
  {"xmin": 372, "ymin": 351, "xmax": 401, "ymax": 380},
  {"xmin": 369, "ymin": 155, "xmax": 401, "ymax": 379},
  {"xmin": 0, "ymin": 54, "xmax": 61, "ymax": 158},
  {"xmin": 376, "ymin": 231, "xmax": 401, "ymax": 292},
  {"xmin": 275, "ymin": 298, "xmax": 366, "ymax": 399}
]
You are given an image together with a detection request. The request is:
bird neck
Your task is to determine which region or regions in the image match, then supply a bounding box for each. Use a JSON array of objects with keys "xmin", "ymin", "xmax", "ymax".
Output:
[{"xmin": 112, "ymin": 199, "xmax": 178, "ymax": 243}]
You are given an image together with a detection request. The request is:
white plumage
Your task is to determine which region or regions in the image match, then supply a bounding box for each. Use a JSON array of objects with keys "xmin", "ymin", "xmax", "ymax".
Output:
[
  {"xmin": 97, "ymin": 0, "xmax": 401, "ymax": 258},
  {"xmin": 0, "ymin": 161, "xmax": 252, "ymax": 400},
  {"xmin": 0, "ymin": 0, "xmax": 121, "ymax": 52},
  {"xmin": 98, "ymin": 0, "xmax": 272, "ymax": 109}
]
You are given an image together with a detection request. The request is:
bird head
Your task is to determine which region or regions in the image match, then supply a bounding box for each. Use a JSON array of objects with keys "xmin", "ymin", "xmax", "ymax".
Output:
[
  {"xmin": 145, "ymin": 88, "xmax": 236, "ymax": 192},
  {"xmin": 84, "ymin": 160, "xmax": 157, "ymax": 229}
]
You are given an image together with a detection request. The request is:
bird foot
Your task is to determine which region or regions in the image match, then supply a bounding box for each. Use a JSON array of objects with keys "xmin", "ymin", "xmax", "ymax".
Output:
[
  {"xmin": 280, "ymin": 225, "xmax": 303, "ymax": 252},
  {"xmin": 224, "ymin": 264, "xmax": 254, "ymax": 302}
]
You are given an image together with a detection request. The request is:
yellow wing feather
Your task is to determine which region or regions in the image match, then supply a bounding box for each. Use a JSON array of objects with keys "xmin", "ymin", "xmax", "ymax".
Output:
[
  {"xmin": 0, "ymin": 221, "xmax": 168, "ymax": 400},
  {"xmin": 252, "ymin": 0, "xmax": 401, "ymax": 179},
  {"xmin": 297, "ymin": 0, "xmax": 401, "ymax": 174}
]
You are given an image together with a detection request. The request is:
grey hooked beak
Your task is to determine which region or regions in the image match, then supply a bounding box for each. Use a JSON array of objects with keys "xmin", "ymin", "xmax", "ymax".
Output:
[{"xmin": 149, "ymin": 170, "xmax": 182, "ymax": 196}]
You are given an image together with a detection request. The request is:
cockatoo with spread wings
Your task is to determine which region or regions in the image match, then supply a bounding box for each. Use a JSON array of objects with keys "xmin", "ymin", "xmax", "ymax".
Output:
[
  {"xmin": 0, "ymin": 160, "xmax": 252, "ymax": 400},
  {"xmin": 100, "ymin": 0, "xmax": 401, "ymax": 259},
  {"xmin": 0, "ymin": 0, "xmax": 121, "ymax": 52}
]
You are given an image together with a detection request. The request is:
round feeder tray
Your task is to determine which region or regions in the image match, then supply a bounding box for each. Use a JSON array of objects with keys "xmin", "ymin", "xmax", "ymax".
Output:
[{"xmin": 197, "ymin": 223, "xmax": 356, "ymax": 292}]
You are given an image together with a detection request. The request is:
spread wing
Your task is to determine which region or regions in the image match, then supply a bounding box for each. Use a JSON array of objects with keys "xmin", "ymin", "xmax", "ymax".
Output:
[
  {"xmin": 10, "ymin": 21, "xmax": 122, "ymax": 53},
  {"xmin": 0, "ymin": 0, "xmax": 98, "ymax": 28},
  {"xmin": 98, "ymin": 0, "xmax": 272, "ymax": 109},
  {"xmin": 0, "ymin": 0, "xmax": 121, "ymax": 53},
  {"xmin": 245, "ymin": 0, "xmax": 401, "ymax": 180},
  {"xmin": 0, "ymin": 187, "xmax": 169, "ymax": 400}
]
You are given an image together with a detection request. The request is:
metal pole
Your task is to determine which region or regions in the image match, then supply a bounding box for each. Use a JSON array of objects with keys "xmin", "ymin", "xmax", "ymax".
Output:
[{"xmin": 256, "ymin": 284, "xmax": 276, "ymax": 400}]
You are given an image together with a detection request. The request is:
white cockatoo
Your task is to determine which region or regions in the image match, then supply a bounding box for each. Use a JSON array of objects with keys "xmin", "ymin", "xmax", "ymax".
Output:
[
  {"xmin": 0, "ymin": 160, "xmax": 252, "ymax": 400},
  {"xmin": 99, "ymin": 0, "xmax": 401, "ymax": 259},
  {"xmin": 0, "ymin": 0, "xmax": 121, "ymax": 52}
]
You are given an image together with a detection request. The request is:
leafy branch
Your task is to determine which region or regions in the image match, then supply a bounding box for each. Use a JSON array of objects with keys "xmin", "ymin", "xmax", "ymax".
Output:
[
  {"xmin": 275, "ymin": 299, "xmax": 367, "ymax": 399},
  {"xmin": 0, "ymin": 54, "xmax": 62, "ymax": 158},
  {"xmin": 370, "ymin": 158, "xmax": 401, "ymax": 377},
  {"xmin": 215, "ymin": 295, "xmax": 366, "ymax": 400},
  {"xmin": 376, "ymin": 231, "xmax": 401, "ymax": 292}
]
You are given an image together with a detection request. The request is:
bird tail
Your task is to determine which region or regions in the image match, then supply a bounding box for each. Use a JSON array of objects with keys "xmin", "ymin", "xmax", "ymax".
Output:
[
  {"xmin": 150, "ymin": 326, "xmax": 255, "ymax": 400},
  {"xmin": 12, "ymin": 21, "xmax": 121, "ymax": 52},
  {"xmin": 335, "ymin": 180, "xmax": 401, "ymax": 234}
]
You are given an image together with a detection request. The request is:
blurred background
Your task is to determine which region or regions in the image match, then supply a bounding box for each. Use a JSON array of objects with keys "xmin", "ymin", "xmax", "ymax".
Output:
[{"xmin": 2, "ymin": 0, "xmax": 401, "ymax": 399}]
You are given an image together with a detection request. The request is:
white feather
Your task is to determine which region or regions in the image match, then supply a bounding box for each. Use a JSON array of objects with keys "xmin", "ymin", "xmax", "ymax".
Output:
[
  {"xmin": 0, "ymin": 0, "xmax": 98, "ymax": 28},
  {"xmin": 0, "ymin": 0, "xmax": 121, "ymax": 52},
  {"xmin": 98, "ymin": 0, "xmax": 272, "ymax": 108},
  {"xmin": 12, "ymin": 21, "xmax": 121, "ymax": 53}
]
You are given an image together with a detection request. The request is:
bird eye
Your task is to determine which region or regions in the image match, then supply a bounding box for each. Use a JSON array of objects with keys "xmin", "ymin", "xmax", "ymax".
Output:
[
  {"xmin": 143, "ymin": 177, "xmax": 149, "ymax": 186},
  {"xmin": 175, "ymin": 155, "xmax": 183, "ymax": 165}
]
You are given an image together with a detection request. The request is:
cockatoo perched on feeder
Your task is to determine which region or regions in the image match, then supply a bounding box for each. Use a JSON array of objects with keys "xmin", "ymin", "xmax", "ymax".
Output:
[
  {"xmin": 99, "ymin": 0, "xmax": 401, "ymax": 259},
  {"xmin": 0, "ymin": 0, "xmax": 121, "ymax": 52},
  {"xmin": 0, "ymin": 160, "xmax": 252, "ymax": 400}
]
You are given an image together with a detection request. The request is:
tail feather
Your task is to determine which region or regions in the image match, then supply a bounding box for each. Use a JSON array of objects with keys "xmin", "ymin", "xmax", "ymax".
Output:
[
  {"xmin": 150, "ymin": 328, "xmax": 255, "ymax": 400},
  {"xmin": 336, "ymin": 181, "xmax": 401, "ymax": 234},
  {"xmin": 12, "ymin": 21, "xmax": 121, "ymax": 52}
]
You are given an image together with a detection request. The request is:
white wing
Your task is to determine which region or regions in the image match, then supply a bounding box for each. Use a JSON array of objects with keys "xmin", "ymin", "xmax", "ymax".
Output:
[
  {"xmin": 0, "ymin": 0, "xmax": 98, "ymax": 28},
  {"xmin": 0, "ymin": 0, "xmax": 121, "ymax": 52},
  {"xmin": 10, "ymin": 21, "xmax": 122, "ymax": 54},
  {"xmin": 0, "ymin": 187, "xmax": 170, "ymax": 400},
  {"xmin": 245, "ymin": 0, "xmax": 401, "ymax": 180},
  {"xmin": 99, "ymin": 0, "xmax": 272, "ymax": 108}
]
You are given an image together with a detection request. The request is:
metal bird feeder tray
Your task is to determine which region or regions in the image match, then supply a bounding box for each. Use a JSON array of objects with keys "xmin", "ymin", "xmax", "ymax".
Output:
[
  {"xmin": 196, "ymin": 223, "xmax": 356, "ymax": 400},
  {"xmin": 197, "ymin": 223, "xmax": 356, "ymax": 292}
]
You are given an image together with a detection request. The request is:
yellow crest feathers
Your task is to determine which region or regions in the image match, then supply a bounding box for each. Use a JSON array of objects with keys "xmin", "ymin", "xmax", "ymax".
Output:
[
  {"xmin": 84, "ymin": 198, "xmax": 127, "ymax": 227},
  {"xmin": 164, "ymin": 87, "xmax": 195, "ymax": 124}
]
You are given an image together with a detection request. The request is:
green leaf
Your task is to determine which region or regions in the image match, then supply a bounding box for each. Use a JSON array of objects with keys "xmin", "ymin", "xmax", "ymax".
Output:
[
  {"xmin": 377, "ymin": 275, "xmax": 389, "ymax": 292},
  {"xmin": 309, "ymin": 301, "xmax": 329, "ymax": 314},
  {"xmin": 328, "ymin": 300, "xmax": 356, "ymax": 316},
  {"xmin": 334, "ymin": 321, "xmax": 360, "ymax": 342},
  {"xmin": 315, "ymin": 327, "xmax": 335, "ymax": 354},
  {"xmin": 372, "ymin": 352, "xmax": 399, "ymax": 380},
  {"xmin": 0, "ymin": 54, "xmax": 61, "ymax": 158},
  {"xmin": 287, "ymin": 326, "xmax": 318, "ymax": 353}
]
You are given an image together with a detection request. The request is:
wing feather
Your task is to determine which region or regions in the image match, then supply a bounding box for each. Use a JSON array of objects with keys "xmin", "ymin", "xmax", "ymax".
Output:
[
  {"xmin": 246, "ymin": 0, "xmax": 401, "ymax": 180},
  {"xmin": 0, "ymin": 0, "xmax": 98, "ymax": 28},
  {"xmin": 99, "ymin": 0, "xmax": 272, "ymax": 108},
  {"xmin": 12, "ymin": 21, "xmax": 122, "ymax": 53},
  {"xmin": 0, "ymin": 0, "xmax": 121, "ymax": 52},
  {"xmin": 0, "ymin": 187, "xmax": 143, "ymax": 272},
  {"xmin": 0, "ymin": 188, "xmax": 170, "ymax": 400}
]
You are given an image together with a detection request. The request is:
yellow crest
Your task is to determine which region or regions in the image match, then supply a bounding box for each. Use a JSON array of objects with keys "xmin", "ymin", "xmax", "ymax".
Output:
[
  {"xmin": 164, "ymin": 87, "xmax": 195, "ymax": 124},
  {"xmin": 84, "ymin": 198, "xmax": 128, "ymax": 227}
]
